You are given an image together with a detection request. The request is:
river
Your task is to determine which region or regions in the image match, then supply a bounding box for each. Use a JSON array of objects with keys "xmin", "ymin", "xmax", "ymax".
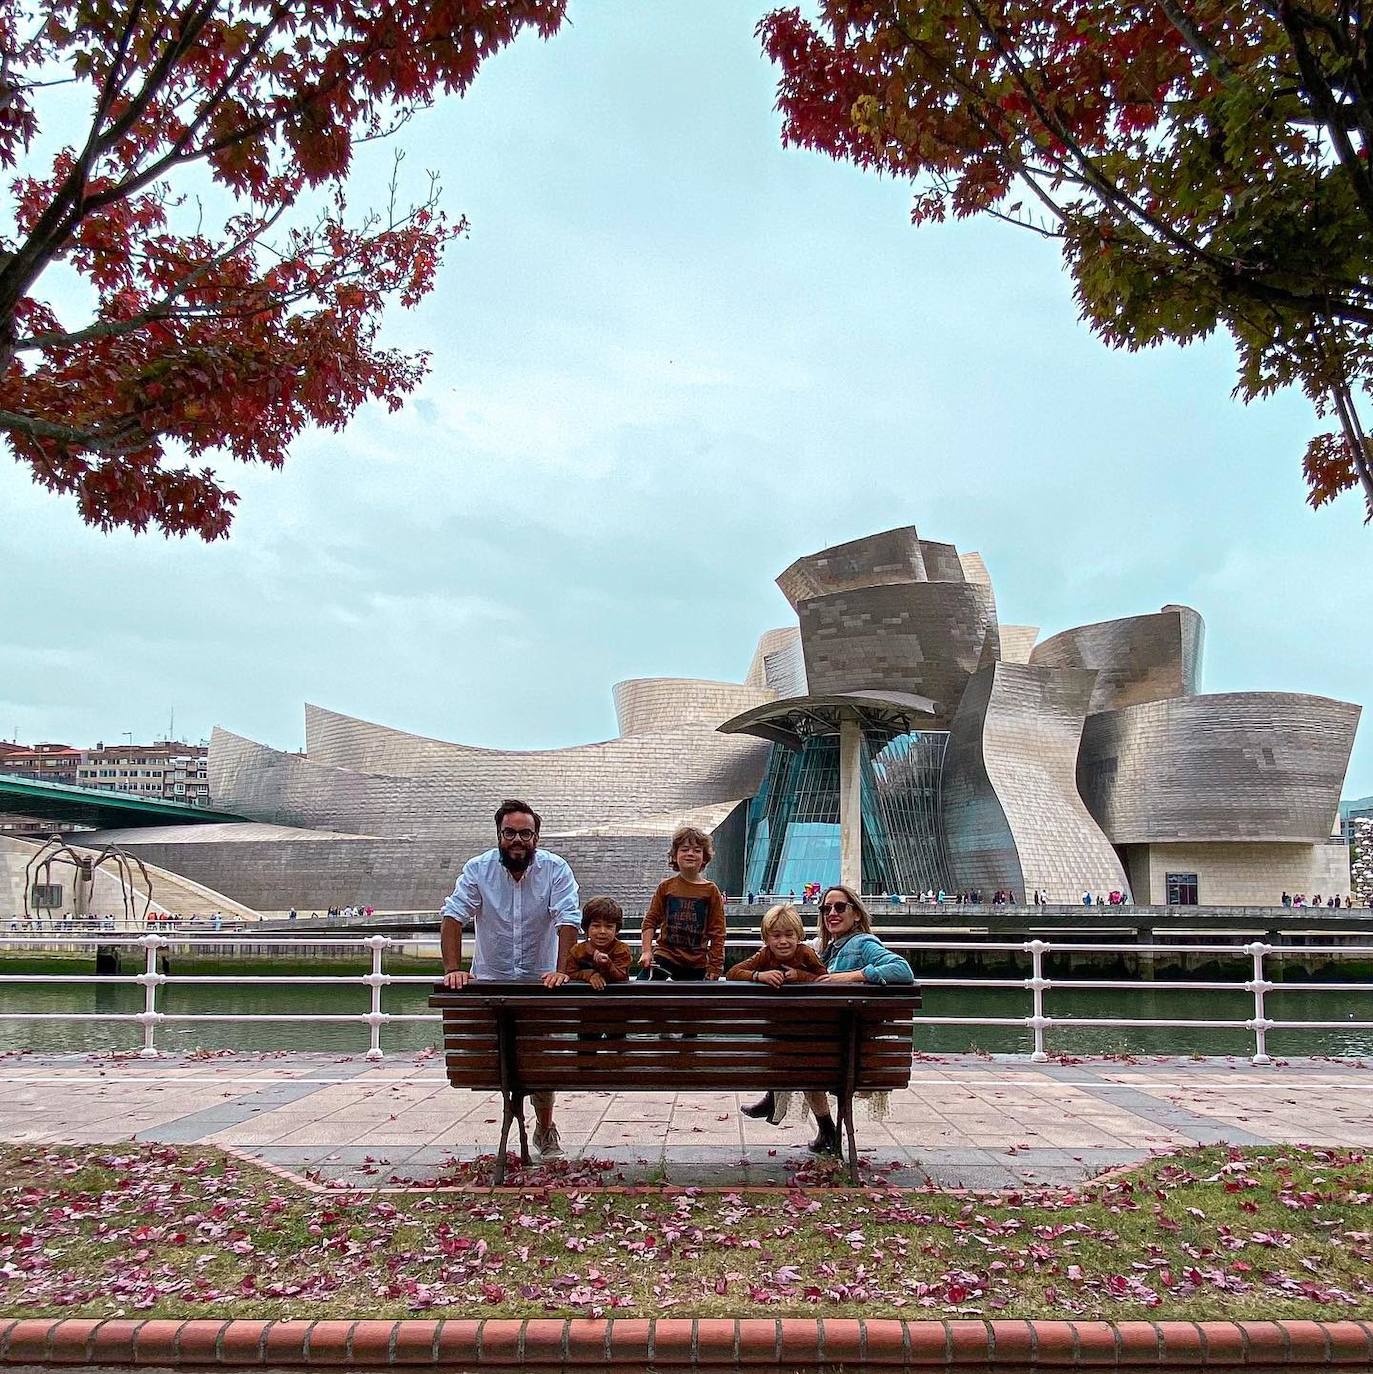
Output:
[{"xmin": 3, "ymin": 955, "xmax": 1373, "ymax": 1058}]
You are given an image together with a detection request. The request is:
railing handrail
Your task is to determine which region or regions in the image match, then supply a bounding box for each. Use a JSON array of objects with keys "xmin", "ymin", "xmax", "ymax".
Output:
[{"xmin": 5, "ymin": 931, "xmax": 1373, "ymax": 955}]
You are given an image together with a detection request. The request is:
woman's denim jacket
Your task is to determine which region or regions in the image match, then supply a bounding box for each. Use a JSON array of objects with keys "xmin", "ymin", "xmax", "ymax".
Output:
[{"xmin": 822, "ymin": 931, "xmax": 915, "ymax": 985}]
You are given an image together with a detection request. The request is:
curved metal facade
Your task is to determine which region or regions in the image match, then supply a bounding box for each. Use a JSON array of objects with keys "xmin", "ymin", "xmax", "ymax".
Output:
[
  {"xmin": 776, "ymin": 527, "xmax": 928, "ymax": 607},
  {"xmin": 226, "ymin": 710, "xmax": 771, "ymax": 834},
  {"xmin": 942, "ymin": 664, "xmax": 1128, "ymax": 901},
  {"xmin": 1078, "ymin": 692, "xmax": 1360, "ymax": 844},
  {"xmin": 1030, "ymin": 606, "xmax": 1205, "ymax": 715},
  {"xmin": 612, "ymin": 679, "xmax": 771, "ymax": 736},
  {"xmin": 795, "ymin": 581, "xmax": 1000, "ymax": 719},
  {"xmin": 998, "ymin": 625, "xmax": 1039, "ymax": 664}
]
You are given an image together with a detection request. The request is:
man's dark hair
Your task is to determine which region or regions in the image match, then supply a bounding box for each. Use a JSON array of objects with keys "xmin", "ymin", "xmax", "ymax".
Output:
[{"xmin": 494, "ymin": 799, "xmax": 541, "ymax": 834}]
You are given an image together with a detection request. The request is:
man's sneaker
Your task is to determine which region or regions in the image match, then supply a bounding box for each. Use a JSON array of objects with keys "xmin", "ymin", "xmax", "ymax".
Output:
[{"xmin": 532, "ymin": 1122, "xmax": 563, "ymax": 1159}]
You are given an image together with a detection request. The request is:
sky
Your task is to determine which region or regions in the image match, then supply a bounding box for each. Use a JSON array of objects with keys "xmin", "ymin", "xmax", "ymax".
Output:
[{"xmin": 2, "ymin": 2, "xmax": 1370, "ymax": 796}]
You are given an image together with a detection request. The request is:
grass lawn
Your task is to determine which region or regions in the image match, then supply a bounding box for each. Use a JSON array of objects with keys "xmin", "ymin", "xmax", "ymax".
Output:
[{"xmin": 1, "ymin": 1143, "xmax": 1371, "ymax": 1320}]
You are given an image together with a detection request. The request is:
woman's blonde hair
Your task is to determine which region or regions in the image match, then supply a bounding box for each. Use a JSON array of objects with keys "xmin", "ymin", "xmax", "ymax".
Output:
[
  {"xmin": 760, "ymin": 903, "xmax": 804, "ymax": 940},
  {"xmin": 817, "ymin": 883, "xmax": 872, "ymax": 951}
]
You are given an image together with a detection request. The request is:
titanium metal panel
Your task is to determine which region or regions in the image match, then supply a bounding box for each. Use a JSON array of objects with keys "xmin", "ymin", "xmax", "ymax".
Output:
[
  {"xmin": 611, "ymin": 679, "xmax": 774, "ymax": 736},
  {"xmin": 999, "ymin": 626, "xmax": 1039, "ymax": 664},
  {"xmin": 214, "ymin": 717, "xmax": 771, "ymax": 836},
  {"xmin": 745, "ymin": 627, "xmax": 806, "ymax": 692},
  {"xmin": 1030, "ymin": 606, "xmax": 1204, "ymax": 714},
  {"xmin": 943, "ymin": 664, "xmax": 1128, "ymax": 902},
  {"xmin": 776, "ymin": 527, "xmax": 930, "ymax": 608},
  {"xmin": 1078, "ymin": 692, "xmax": 1361, "ymax": 843},
  {"xmin": 796, "ymin": 581, "xmax": 1000, "ymax": 721}
]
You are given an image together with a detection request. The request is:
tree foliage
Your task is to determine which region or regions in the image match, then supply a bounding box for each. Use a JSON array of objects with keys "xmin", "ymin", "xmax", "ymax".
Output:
[
  {"xmin": 0, "ymin": 0, "xmax": 565, "ymax": 538},
  {"xmin": 759, "ymin": 0, "xmax": 1373, "ymax": 519}
]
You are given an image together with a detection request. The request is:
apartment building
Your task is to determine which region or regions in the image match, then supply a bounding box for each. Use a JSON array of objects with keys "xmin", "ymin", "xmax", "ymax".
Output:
[
  {"xmin": 0, "ymin": 741, "xmax": 82, "ymax": 785},
  {"xmin": 76, "ymin": 741, "xmax": 211, "ymax": 805}
]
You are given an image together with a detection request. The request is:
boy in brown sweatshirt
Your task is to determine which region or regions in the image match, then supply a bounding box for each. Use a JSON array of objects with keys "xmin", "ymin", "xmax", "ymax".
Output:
[
  {"xmin": 552, "ymin": 896, "xmax": 632, "ymax": 989},
  {"xmin": 639, "ymin": 824, "xmax": 727, "ymax": 982},
  {"xmin": 726, "ymin": 902, "xmax": 826, "ymax": 985}
]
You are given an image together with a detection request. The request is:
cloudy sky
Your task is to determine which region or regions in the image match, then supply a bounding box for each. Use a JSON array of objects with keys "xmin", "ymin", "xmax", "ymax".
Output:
[{"xmin": 3, "ymin": 2, "xmax": 1370, "ymax": 796}]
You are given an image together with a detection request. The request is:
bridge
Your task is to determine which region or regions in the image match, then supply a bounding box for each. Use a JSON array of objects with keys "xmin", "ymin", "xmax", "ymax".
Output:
[{"xmin": 0, "ymin": 773, "xmax": 248, "ymax": 829}]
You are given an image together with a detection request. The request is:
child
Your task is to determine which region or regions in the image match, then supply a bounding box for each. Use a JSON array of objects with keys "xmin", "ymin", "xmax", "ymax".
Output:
[
  {"xmin": 639, "ymin": 824, "xmax": 726, "ymax": 981},
  {"xmin": 560, "ymin": 896, "xmax": 632, "ymax": 989},
  {"xmin": 727, "ymin": 903, "xmax": 826, "ymax": 1124},
  {"xmin": 726, "ymin": 902, "xmax": 826, "ymax": 987}
]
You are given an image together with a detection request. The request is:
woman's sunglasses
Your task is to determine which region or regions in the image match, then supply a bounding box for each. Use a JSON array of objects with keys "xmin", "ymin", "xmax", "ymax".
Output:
[{"xmin": 820, "ymin": 901, "xmax": 850, "ymax": 915}]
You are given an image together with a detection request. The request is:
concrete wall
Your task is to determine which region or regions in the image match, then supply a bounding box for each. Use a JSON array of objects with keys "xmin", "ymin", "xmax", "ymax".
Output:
[
  {"xmin": 0, "ymin": 836, "xmax": 259, "ymax": 923},
  {"xmin": 1123, "ymin": 840, "xmax": 1353, "ymax": 905}
]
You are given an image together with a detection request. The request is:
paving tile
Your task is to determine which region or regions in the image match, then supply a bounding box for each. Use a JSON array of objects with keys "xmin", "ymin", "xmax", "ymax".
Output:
[{"xmin": 8, "ymin": 1051, "xmax": 1373, "ymax": 1186}]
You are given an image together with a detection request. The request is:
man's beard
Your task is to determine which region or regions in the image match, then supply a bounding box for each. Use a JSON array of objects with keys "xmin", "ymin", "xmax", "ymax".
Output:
[{"xmin": 498, "ymin": 843, "xmax": 534, "ymax": 874}]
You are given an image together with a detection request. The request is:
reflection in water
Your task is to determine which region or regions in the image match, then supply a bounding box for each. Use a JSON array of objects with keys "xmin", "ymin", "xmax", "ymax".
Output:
[{"xmin": 2, "ymin": 961, "xmax": 1372, "ymax": 1058}]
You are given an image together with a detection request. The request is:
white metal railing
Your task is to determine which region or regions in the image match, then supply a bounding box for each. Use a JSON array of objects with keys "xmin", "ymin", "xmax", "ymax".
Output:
[{"xmin": 2, "ymin": 932, "xmax": 1372, "ymax": 1065}]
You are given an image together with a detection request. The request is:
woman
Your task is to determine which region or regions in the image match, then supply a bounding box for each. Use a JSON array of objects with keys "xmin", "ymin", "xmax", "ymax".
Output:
[{"xmin": 802, "ymin": 884, "xmax": 914, "ymax": 1153}]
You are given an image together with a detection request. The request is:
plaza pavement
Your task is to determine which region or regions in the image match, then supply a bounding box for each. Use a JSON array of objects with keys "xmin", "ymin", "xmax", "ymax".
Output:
[{"xmin": 2, "ymin": 1052, "xmax": 1371, "ymax": 1190}]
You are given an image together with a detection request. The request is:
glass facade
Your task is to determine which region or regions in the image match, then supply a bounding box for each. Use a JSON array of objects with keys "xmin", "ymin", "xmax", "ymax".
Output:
[{"xmin": 743, "ymin": 729, "xmax": 952, "ymax": 897}]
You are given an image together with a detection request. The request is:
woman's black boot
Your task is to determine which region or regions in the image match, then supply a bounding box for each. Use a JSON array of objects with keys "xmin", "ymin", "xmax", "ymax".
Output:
[
  {"xmin": 808, "ymin": 1114, "xmax": 840, "ymax": 1154},
  {"xmin": 741, "ymin": 1092, "xmax": 775, "ymax": 1120}
]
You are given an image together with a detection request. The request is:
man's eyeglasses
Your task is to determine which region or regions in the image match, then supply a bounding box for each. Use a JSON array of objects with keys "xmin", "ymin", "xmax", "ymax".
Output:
[
  {"xmin": 820, "ymin": 900, "xmax": 850, "ymax": 915},
  {"xmin": 499, "ymin": 827, "xmax": 536, "ymax": 842}
]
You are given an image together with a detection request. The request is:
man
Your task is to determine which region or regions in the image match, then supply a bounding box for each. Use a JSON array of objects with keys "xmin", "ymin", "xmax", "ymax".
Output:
[{"xmin": 440, "ymin": 798, "xmax": 581, "ymax": 1158}]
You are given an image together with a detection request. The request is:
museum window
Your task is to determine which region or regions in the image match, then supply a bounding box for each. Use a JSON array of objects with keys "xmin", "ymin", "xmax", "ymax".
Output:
[{"xmin": 1166, "ymin": 872, "xmax": 1199, "ymax": 906}]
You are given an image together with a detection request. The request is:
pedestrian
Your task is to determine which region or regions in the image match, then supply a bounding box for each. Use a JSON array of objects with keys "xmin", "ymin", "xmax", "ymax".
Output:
[{"xmin": 440, "ymin": 798, "xmax": 582, "ymax": 1159}]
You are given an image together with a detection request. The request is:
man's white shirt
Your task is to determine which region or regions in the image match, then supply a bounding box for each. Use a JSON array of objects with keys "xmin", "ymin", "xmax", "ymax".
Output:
[{"xmin": 441, "ymin": 847, "xmax": 581, "ymax": 979}]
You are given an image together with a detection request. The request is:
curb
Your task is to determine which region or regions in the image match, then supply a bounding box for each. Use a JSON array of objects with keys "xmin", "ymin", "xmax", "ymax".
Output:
[{"xmin": 3, "ymin": 1319, "xmax": 1373, "ymax": 1371}]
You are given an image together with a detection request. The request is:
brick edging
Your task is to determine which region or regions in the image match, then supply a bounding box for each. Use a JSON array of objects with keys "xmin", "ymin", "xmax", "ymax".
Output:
[{"xmin": 3, "ymin": 1320, "xmax": 1373, "ymax": 1370}]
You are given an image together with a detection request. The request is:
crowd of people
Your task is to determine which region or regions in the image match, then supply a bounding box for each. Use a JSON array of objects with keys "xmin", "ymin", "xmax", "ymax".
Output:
[
  {"xmin": 1281, "ymin": 892, "xmax": 1370, "ymax": 908},
  {"xmin": 439, "ymin": 800, "xmax": 915, "ymax": 1161},
  {"xmin": 744, "ymin": 887, "xmax": 1132, "ymax": 907}
]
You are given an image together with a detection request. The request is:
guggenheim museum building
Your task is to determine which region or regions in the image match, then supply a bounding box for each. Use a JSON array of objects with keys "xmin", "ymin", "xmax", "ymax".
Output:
[{"xmin": 84, "ymin": 527, "xmax": 1360, "ymax": 911}]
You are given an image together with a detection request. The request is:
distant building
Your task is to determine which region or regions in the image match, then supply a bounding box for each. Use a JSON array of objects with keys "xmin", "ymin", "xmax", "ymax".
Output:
[
  {"xmin": 0, "ymin": 742, "xmax": 86, "ymax": 836},
  {"xmin": 0, "ymin": 742, "xmax": 82, "ymax": 785},
  {"xmin": 1346, "ymin": 798, "xmax": 1373, "ymax": 902},
  {"xmin": 76, "ymin": 741, "xmax": 210, "ymax": 806}
]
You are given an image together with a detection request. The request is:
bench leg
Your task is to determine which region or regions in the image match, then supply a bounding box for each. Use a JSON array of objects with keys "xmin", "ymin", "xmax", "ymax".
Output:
[
  {"xmin": 839, "ymin": 1092, "xmax": 859, "ymax": 1184},
  {"xmin": 495, "ymin": 1094, "xmax": 515, "ymax": 1185},
  {"xmin": 514, "ymin": 1093, "xmax": 530, "ymax": 1165}
]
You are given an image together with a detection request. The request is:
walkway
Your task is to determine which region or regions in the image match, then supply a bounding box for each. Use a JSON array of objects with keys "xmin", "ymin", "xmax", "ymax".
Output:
[{"xmin": 2, "ymin": 1052, "xmax": 1371, "ymax": 1190}]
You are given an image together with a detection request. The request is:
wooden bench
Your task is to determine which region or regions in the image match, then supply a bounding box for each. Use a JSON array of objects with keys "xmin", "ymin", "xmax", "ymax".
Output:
[{"xmin": 428, "ymin": 980, "xmax": 921, "ymax": 1182}]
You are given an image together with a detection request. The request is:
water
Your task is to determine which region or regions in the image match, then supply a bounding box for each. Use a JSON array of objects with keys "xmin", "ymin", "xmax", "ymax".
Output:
[{"xmin": 3, "ymin": 955, "xmax": 1373, "ymax": 1058}]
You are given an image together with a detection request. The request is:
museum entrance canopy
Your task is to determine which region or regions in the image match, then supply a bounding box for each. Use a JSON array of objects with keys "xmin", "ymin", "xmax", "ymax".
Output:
[
  {"xmin": 716, "ymin": 690, "xmax": 941, "ymax": 750},
  {"xmin": 0, "ymin": 774, "xmax": 247, "ymax": 829},
  {"xmin": 719, "ymin": 691, "xmax": 944, "ymax": 893}
]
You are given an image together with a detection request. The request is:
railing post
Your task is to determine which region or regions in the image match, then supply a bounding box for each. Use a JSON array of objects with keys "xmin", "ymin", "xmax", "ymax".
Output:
[
  {"xmin": 364, "ymin": 934, "xmax": 390, "ymax": 1060},
  {"xmin": 137, "ymin": 932, "xmax": 165, "ymax": 1058},
  {"xmin": 1027, "ymin": 938, "xmax": 1050, "ymax": 1062},
  {"xmin": 1245, "ymin": 939, "xmax": 1273, "ymax": 1066}
]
